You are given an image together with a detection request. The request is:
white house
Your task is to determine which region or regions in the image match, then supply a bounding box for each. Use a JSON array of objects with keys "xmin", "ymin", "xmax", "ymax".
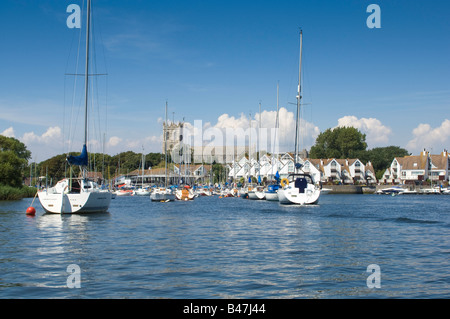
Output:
[{"xmin": 384, "ymin": 149, "xmax": 449, "ymax": 184}]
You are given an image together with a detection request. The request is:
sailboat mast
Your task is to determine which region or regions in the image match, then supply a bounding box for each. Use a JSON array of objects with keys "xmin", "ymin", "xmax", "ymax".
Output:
[
  {"xmin": 165, "ymin": 101, "xmax": 168, "ymax": 188},
  {"xmin": 294, "ymin": 29, "xmax": 303, "ymax": 164},
  {"xmin": 84, "ymin": 0, "xmax": 91, "ymax": 148},
  {"xmin": 249, "ymin": 111, "xmax": 252, "ymax": 183},
  {"xmin": 258, "ymin": 102, "xmax": 261, "ymax": 182},
  {"xmin": 272, "ymin": 82, "xmax": 279, "ymax": 180}
]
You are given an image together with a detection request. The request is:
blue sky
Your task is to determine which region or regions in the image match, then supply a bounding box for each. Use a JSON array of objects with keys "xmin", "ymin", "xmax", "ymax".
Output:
[{"xmin": 1, "ymin": 0, "xmax": 449, "ymax": 161}]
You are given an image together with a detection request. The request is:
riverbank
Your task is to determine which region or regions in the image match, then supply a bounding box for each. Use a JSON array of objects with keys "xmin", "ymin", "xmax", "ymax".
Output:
[{"xmin": 0, "ymin": 185, "xmax": 37, "ymax": 201}]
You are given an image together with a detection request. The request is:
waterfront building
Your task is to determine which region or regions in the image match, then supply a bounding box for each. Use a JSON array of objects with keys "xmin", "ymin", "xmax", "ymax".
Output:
[
  {"xmin": 383, "ymin": 149, "xmax": 449, "ymax": 185},
  {"xmin": 226, "ymin": 152, "xmax": 377, "ymax": 185}
]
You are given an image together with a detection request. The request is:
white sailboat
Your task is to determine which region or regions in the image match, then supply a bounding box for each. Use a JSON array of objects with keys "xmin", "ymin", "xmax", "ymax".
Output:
[
  {"xmin": 278, "ymin": 30, "xmax": 321, "ymax": 206},
  {"xmin": 248, "ymin": 185, "xmax": 266, "ymax": 200},
  {"xmin": 150, "ymin": 101, "xmax": 175, "ymax": 202},
  {"xmin": 265, "ymin": 83, "xmax": 281, "ymax": 201},
  {"xmin": 134, "ymin": 150, "xmax": 150, "ymax": 196},
  {"xmin": 38, "ymin": 0, "xmax": 112, "ymax": 213}
]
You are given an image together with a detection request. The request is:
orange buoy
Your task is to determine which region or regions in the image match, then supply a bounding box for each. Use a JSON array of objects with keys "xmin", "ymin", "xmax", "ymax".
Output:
[{"xmin": 26, "ymin": 207, "xmax": 36, "ymax": 216}]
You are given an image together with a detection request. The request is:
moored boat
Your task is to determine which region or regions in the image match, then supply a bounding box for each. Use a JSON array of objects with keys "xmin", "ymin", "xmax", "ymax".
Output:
[
  {"xmin": 150, "ymin": 187, "xmax": 175, "ymax": 201},
  {"xmin": 38, "ymin": 0, "xmax": 112, "ymax": 214},
  {"xmin": 248, "ymin": 185, "xmax": 266, "ymax": 200},
  {"xmin": 278, "ymin": 173, "xmax": 321, "ymax": 205},
  {"xmin": 265, "ymin": 184, "xmax": 280, "ymax": 201},
  {"xmin": 277, "ymin": 30, "xmax": 321, "ymax": 206},
  {"xmin": 175, "ymin": 186, "xmax": 195, "ymax": 201}
]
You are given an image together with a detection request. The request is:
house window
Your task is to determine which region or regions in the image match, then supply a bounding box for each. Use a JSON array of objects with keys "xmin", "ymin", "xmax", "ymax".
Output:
[{"xmin": 288, "ymin": 162, "xmax": 294, "ymax": 172}]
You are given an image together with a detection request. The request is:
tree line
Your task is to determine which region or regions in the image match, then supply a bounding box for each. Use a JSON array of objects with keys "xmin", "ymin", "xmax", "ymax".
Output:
[
  {"xmin": 27, "ymin": 151, "xmax": 167, "ymax": 184},
  {"xmin": 1, "ymin": 126, "xmax": 410, "ymax": 197},
  {"xmin": 309, "ymin": 126, "xmax": 409, "ymax": 180}
]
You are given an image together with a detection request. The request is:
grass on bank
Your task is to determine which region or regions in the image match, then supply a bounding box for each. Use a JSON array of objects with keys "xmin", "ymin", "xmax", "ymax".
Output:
[{"xmin": 0, "ymin": 184, "xmax": 37, "ymax": 201}]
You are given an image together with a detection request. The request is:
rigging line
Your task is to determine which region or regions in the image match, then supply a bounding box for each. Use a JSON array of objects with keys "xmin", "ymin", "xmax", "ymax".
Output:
[
  {"xmin": 63, "ymin": 15, "xmax": 78, "ymax": 159},
  {"xmin": 90, "ymin": 0, "xmax": 108, "ymax": 159},
  {"xmin": 68, "ymin": 0, "xmax": 85, "ymax": 156}
]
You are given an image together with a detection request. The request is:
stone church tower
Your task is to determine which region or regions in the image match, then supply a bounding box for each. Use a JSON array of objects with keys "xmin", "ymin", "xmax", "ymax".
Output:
[{"xmin": 162, "ymin": 121, "xmax": 184, "ymax": 155}]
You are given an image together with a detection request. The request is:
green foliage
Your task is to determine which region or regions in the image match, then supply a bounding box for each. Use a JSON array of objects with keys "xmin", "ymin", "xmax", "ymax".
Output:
[
  {"xmin": 31, "ymin": 150, "xmax": 167, "ymax": 185},
  {"xmin": 309, "ymin": 127, "xmax": 410, "ymax": 179},
  {"xmin": 310, "ymin": 126, "xmax": 367, "ymax": 159},
  {"xmin": 0, "ymin": 185, "xmax": 36, "ymax": 200},
  {"xmin": 0, "ymin": 136, "xmax": 31, "ymax": 188},
  {"xmin": 362, "ymin": 146, "xmax": 410, "ymax": 177},
  {"xmin": 212, "ymin": 162, "xmax": 225, "ymax": 184}
]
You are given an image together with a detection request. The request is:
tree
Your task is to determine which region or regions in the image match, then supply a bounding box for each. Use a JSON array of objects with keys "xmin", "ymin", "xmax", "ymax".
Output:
[
  {"xmin": 310, "ymin": 127, "xmax": 367, "ymax": 159},
  {"xmin": 0, "ymin": 136, "xmax": 31, "ymax": 187},
  {"xmin": 363, "ymin": 146, "xmax": 410, "ymax": 179},
  {"xmin": 212, "ymin": 162, "xmax": 225, "ymax": 184}
]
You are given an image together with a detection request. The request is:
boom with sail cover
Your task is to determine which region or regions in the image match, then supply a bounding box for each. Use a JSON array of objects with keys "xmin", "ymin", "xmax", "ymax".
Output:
[{"xmin": 67, "ymin": 144, "xmax": 88, "ymax": 166}]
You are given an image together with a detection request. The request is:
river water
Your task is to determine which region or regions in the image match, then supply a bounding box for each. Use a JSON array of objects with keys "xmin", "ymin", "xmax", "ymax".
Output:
[{"xmin": 0, "ymin": 193, "xmax": 449, "ymax": 299}]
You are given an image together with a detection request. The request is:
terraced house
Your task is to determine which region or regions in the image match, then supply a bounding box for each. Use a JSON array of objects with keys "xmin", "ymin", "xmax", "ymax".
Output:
[
  {"xmin": 382, "ymin": 149, "xmax": 450, "ymax": 184},
  {"xmin": 227, "ymin": 152, "xmax": 377, "ymax": 185}
]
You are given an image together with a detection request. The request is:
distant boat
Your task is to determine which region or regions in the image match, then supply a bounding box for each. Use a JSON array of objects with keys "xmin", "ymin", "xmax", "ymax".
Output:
[
  {"xmin": 419, "ymin": 187, "xmax": 440, "ymax": 194},
  {"xmin": 115, "ymin": 189, "xmax": 133, "ymax": 197},
  {"xmin": 377, "ymin": 186, "xmax": 407, "ymax": 194},
  {"xmin": 151, "ymin": 187, "xmax": 175, "ymax": 201},
  {"xmin": 175, "ymin": 186, "xmax": 195, "ymax": 201},
  {"xmin": 277, "ymin": 30, "xmax": 321, "ymax": 206},
  {"xmin": 265, "ymin": 184, "xmax": 280, "ymax": 201},
  {"xmin": 320, "ymin": 188, "xmax": 332, "ymax": 194},
  {"xmin": 248, "ymin": 185, "xmax": 266, "ymax": 200},
  {"xmin": 134, "ymin": 150, "xmax": 150, "ymax": 196},
  {"xmin": 38, "ymin": 0, "xmax": 112, "ymax": 214},
  {"xmin": 150, "ymin": 101, "xmax": 175, "ymax": 202},
  {"xmin": 134, "ymin": 188, "xmax": 150, "ymax": 196},
  {"xmin": 265, "ymin": 83, "xmax": 281, "ymax": 202}
]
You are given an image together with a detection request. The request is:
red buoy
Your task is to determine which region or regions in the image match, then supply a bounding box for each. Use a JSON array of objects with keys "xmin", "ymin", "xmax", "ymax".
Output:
[{"xmin": 26, "ymin": 207, "xmax": 36, "ymax": 216}]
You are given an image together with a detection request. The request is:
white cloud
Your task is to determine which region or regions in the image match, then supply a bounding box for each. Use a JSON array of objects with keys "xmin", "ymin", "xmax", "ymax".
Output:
[
  {"xmin": 336, "ymin": 115, "xmax": 392, "ymax": 146},
  {"xmin": 107, "ymin": 136, "xmax": 122, "ymax": 147},
  {"xmin": 6, "ymin": 126, "xmax": 64, "ymax": 161},
  {"xmin": 407, "ymin": 119, "xmax": 450, "ymax": 153},
  {"xmin": 1, "ymin": 127, "xmax": 15, "ymax": 138},
  {"xmin": 180, "ymin": 107, "xmax": 320, "ymax": 153},
  {"xmin": 22, "ymin": 126, "xmax": 62, "ymax": 145},
  {"xmin": 214, "ymin": 113, "xmax": 250, "ymax": 130}
]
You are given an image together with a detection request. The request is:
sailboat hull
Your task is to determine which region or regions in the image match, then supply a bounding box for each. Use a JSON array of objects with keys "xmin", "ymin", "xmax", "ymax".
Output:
[
  {"xmin": 278, "ymin": 187, "xmax": 320, "ymax": 205},
  {"xmin": 150, "ymin": 189, "xmax": 175, "ymax": 201},
  {"xmin": 265, "ymin": 191, "xmax": 279, "ymax": 201},
  {"xmin": 248, "ymin": 191, "xmax": 266, "ymax": 200},
  {"xmin": 38, "ymin": 191, "xmax": 112, "ymax": 214},
  {"xmin": 150, "ymin": 193, "xmax": 176, "ymax": 201}
]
